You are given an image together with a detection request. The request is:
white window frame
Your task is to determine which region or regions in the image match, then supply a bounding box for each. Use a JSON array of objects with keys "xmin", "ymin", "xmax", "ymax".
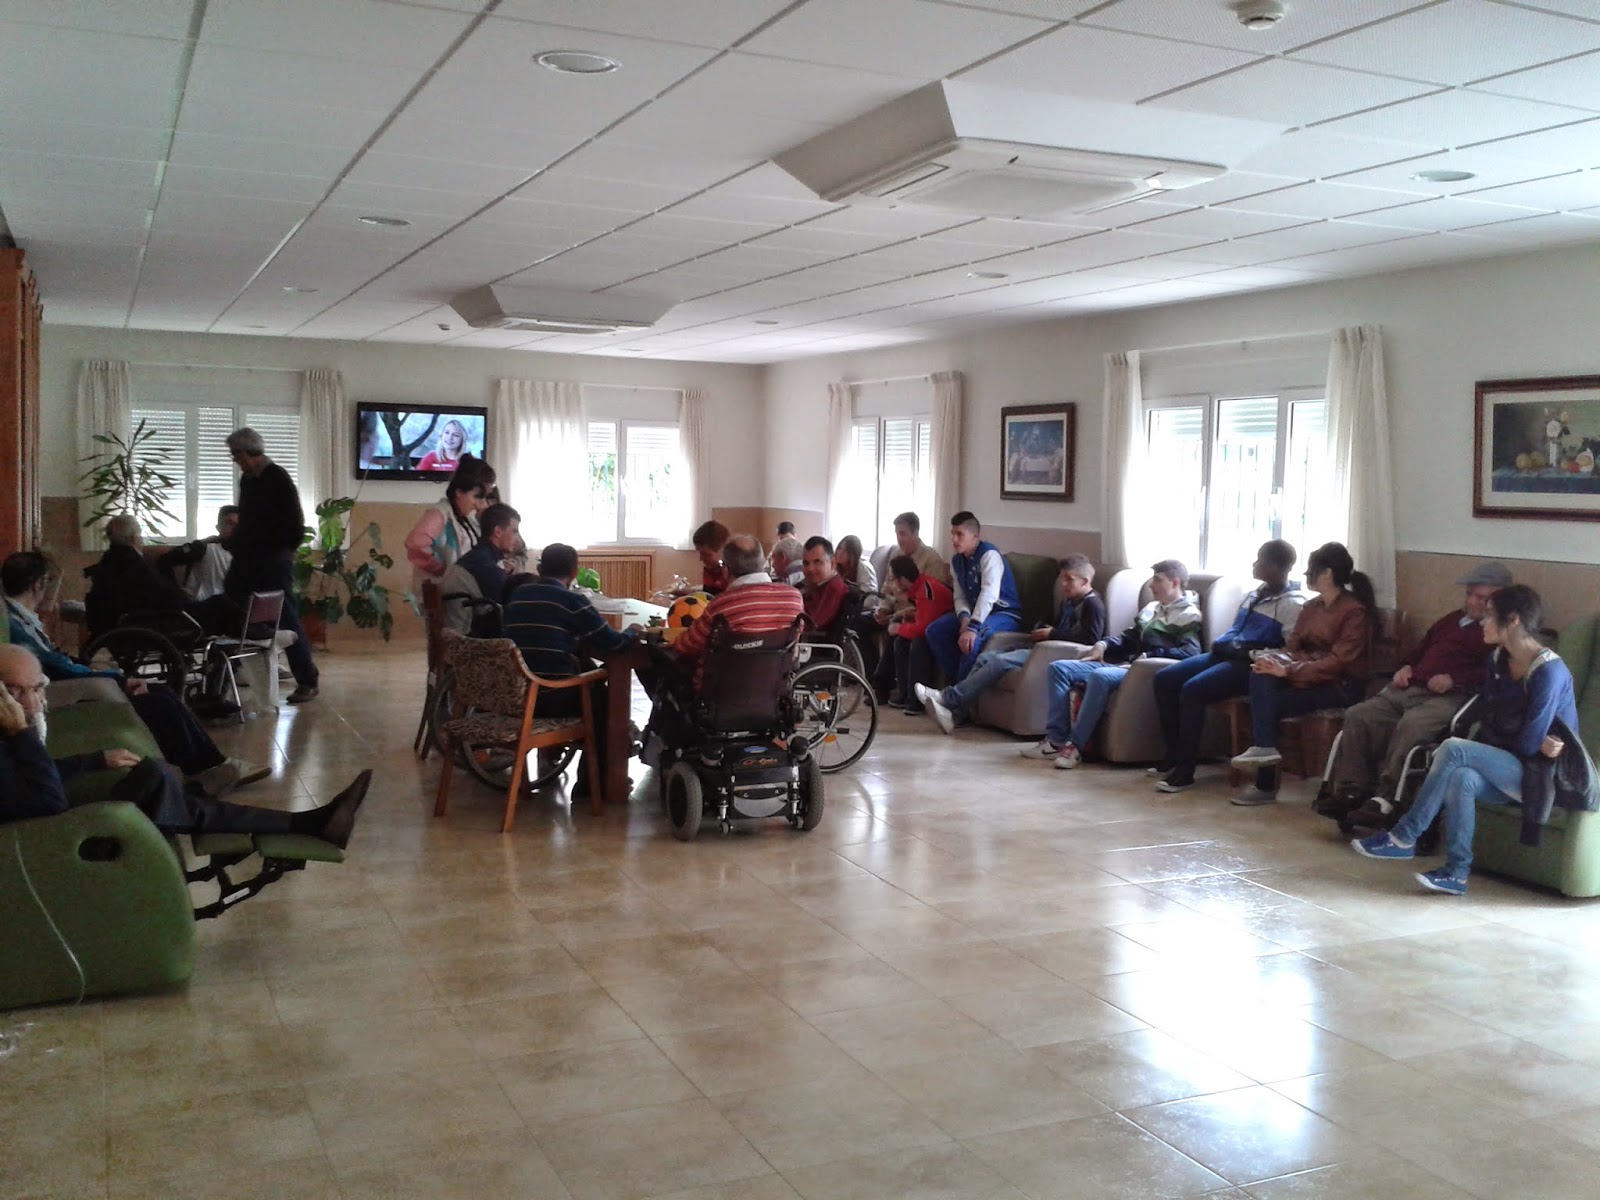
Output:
[
  {"xmin": 849, "ymin": 412, "xmax": 933, "ymax": 548},
  {"xmin": 585, "ymin": 418, "xmax": 685, "ymax": 547}
]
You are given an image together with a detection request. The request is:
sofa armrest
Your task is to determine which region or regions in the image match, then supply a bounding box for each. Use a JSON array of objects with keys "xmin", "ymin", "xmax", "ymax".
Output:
[{"xmin": 984, "ymin": 631, "xmax": 1033, "ymax": 655}]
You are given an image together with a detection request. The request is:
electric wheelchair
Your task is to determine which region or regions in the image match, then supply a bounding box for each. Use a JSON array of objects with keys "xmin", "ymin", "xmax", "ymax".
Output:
[{"xmin": 653, "ymin": 615, "xmax": 825, "ymax": 841}]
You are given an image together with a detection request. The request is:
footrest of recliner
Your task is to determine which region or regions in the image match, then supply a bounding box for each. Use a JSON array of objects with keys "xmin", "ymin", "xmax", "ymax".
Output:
[{"xmin": 253, "ymin": 834, "xmax": 344, "ymax": 864}]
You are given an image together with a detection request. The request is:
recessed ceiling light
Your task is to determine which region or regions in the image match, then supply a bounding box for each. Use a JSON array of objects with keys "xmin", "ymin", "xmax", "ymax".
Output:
[
  {"xmin": 968, "ymin": 270, "xmax": 1008, "ymax": 280},
  {"xmin": 753, "ymin": 319, "xmax": 780, "ymax": 325},
  {"xmin": 357, "ymin": 214, "xmax": 410, "ymax": 227},
  {"xmin": 281, "ymin": 285, "xmax": 318, "ymax": 293},
  {"xmin": 1411, "ymin": 168, "xmax": 1476, "ymax": 183},
  {"xmin": 535, "ymin": 50, "xmax": 620, "ymax": 75}
]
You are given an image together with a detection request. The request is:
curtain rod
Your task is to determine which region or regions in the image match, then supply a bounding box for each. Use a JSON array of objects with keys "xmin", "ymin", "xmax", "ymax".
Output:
[
  {"xmin": 844, "ymin": 372, "xmax": 932, "ymax": 388},
  {"xmin": 1139, "ymin": 329, "xmax": 1330, "ymax": 358},
  {"xmin": 127, "ymin": 360, "xmax": 304, "ymax": 374}
]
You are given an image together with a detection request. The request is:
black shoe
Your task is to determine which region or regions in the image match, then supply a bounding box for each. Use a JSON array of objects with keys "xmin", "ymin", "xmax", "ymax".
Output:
[
  {"xmin": 286, "ymin": 685, "xmax": 319, "ymax": 705},
  {"xmin": 313, "ymin": 770, "xmax": 371, "ymax": 850}
]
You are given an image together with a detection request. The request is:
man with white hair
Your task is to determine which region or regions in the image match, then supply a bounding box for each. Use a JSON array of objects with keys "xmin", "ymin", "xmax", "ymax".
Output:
[
  {"xmin": 0, "ymin": 644, "xmax": 368, "ymax": 844},
  {"xmin": 84, "ymin": 514, "xmax": 196, "ymax": 641},
  {"xmin": 769, "ymin": 535, "xmax": 805, "ymax": 587},
  {"xmin": 224, "ymin": 427, "xmax": 319, "ymax": 703}
]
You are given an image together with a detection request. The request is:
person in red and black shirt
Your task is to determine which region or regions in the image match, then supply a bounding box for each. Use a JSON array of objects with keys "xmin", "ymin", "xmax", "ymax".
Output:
[
  {"xmin": 1324, "ymin": 561, "xmax": 1512, "ymax": 812},
  {"xmin": 691, "ymin": 520, "xmax": 732, "ymax": 596},
  {"xmin": 799, "ymin": 536, "xmax": 850, "ymax": 636}
]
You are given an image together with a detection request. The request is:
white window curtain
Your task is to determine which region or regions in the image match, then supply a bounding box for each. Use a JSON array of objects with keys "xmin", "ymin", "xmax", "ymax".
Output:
[
  {"xmin": 679, "ymin": 387, "xmax": 710, "ymax": 549},
  {"xmin": 823, "ymin": 381, "xmax": 854, "ymax": 535},
  {"xmin": 75, "ymin": 358, "xmax": 132, "ymax": 550},
  {"xmin": 298, "ymin": 367, "xmax": 347, "ymax": 519},
  {"xmin": 1325, "ymin": 325, "xmax": 1397, "ymax": 605},
  {"xmin": 1101, "ymin": 350, "xmax": 1143, "ymax": 569},
  {"xmin": 494, "ymin": 378, "xmax": 587, "ymax": 545},
  {"xmin": 930, "ymin": 370, "xmax": 963, "ymax": 530}
]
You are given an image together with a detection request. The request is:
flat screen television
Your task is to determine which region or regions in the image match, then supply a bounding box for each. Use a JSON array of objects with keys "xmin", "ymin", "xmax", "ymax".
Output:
[{"xmin": 354, "ymin": 402, "xmax": 488, "ymax": 480}]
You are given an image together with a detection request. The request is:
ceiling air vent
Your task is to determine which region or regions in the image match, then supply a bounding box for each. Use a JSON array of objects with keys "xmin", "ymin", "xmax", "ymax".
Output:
[{"xmin": 449, "ymin": 284, "xmax": 674, "ymax": 335}]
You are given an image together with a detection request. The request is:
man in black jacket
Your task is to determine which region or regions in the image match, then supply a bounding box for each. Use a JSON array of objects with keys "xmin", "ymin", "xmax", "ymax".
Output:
[{"xmin": 223, "ymin": 427, "xmax": 319, "ymax": 703}]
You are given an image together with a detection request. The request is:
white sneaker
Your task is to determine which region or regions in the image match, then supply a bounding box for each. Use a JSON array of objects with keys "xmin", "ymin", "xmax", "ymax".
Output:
[
  {"xmin": 1018, "ymin": 739, "xmax": 1059, "ymax": 760},
  {"xmin": 1053, "ymin": 744, "xmax": 1083, "ymax": 770},
  {"xmin": 915, "ymin": 684, "xmax": 955, "ymax": 735},
  {"xmin": 1230, "ymin": 745, "xmax": 1282, "ymax": 767}
]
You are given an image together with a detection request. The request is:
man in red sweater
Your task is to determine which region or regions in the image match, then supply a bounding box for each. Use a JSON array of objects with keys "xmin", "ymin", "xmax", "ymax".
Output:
[
  {"xmin": 887, "ymin": 553, "xmax": 954, "ymax": 714},
  {"xmin": 1322, "ymin": 561, "xmax": 1511, "ymax": 814},
  {"xmin": 800, "ymin": 536, "xmax": 850, "ymax": 635}
]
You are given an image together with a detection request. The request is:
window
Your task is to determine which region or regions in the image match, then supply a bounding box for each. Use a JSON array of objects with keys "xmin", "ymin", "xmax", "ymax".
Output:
[
  {"xmin": 127, "ymin": 402, "xmax": 302, "ymax": 541},
  {"xmin": 844, "ymin": 414, "xmax": 934, "ymax": 546},
  {"xmin": 585, "ymin": 420, "xmax": 686, "ymax": 545},
  {"xmin": 1142, "ymin": 390, "xmax": 1328, "ymax": 574}
]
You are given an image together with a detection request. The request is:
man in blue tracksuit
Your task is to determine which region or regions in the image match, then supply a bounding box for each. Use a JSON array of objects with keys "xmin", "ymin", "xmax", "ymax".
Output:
[
  {"xmin": 1152, "ymin": 540, "xmax": 1305, "ymax": 793},
  {"xmin": 923, "ymin": 511, "xmax": 1023, "ymax": 687}
]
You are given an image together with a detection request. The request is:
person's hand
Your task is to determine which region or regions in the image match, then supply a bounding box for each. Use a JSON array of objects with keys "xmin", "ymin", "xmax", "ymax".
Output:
[
  {"xmin": 1426, "ymin": 674, "xmax": 1454, "ymax": 694},
  {"xmin": 874, "ymin": 608, "xmax": 891, "ymax": 626},
  {"xmin": 1392, "ymin": 664, "xmax": 1414, "ymax": 689},
  {"xmin": 122, "ymin": 677, "xmax": 149, "ymax": 696},
  {"xmin": 1082, "ymin": 642, "xmax": 1106, "ymax": 663},
  {"xmin": 958, "ymin": 628, "xmax": 977, "ymax": 655},
  {"xmin": 1029, "ymin": 627, "xmax": 1051, "ymax": 643},
  {"xmin": 1253, "ymin": 655, "xmax": 1289, "ymax": 677},
  {"xmin": 0, "ymin": 684, "xmax": 27, "ymax": 737},
  {"xmin": 1542, "ymin": 734, "xmax": 1565, "ymax": 759},
  {"xmin": 104, "ymin": 748, "xmax": 141, "ymax": 770}
]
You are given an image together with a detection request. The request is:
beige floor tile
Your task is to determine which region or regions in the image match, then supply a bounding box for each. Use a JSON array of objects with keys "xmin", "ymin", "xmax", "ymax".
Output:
[
  {"xmin": 276, "ymin": 1006, "xmax": 478, "ymax": 1084},
  {"xmin": 1162, "ymin": 1006, "xmax": 1392, "ymax": 1084},
  {"xmin": 1404, "ymin": 1034, "xmax": 1600, "ymax": 1116},
  {"xmin": 1298, "ymin": 993, "xmax": 1503, "ymax": 1061},
  {"xmin": 964, "ymin": 1111, "xmax": 1230, "ymax": 1200},
  {"xmin": 493, "ymin": 1037, "xmax": 701, "ymax": 1127},
  {"xmin": 334, "ymin": 1130, "xmax": 571, "ymax": 1199},
  {"xmin": 810, "ymin": 998, "xmax": 1009, "ymax": 1070},
  {"xmin": 451, "ymin": 987, "xmax": 644, "ymax": 1059},
  {"xmin": 108, "ymin": 1155, "xmax": 343, "ymax": 1200},
  {"xmin": 564, "ymin": 932, "xmax": 748, "ymax": 988},
  {"xmin": 876, "ymin": 941, "xmax": 1065, "ymax": 996},
  {"xmin": 303, "ymin": 1063, "xmax": 527, "ymax": 1163},
  {"xmin": 1271, "ymin": 1061, "xmax": 1522, "ymax": 1150},
  {"xmin": 653, "ymin": 1013, "xmax": 862, "ymax": 1096},
  {"xmin": 5, "ymin": 1100, "xmax": 108, "ymax": 1199},
  {"xmin": 700, "ymin": 917, "xmax": 872, "ymax": 970},
  {"xmin": 266, "ymin": 961, "xmax": 443, "ymax": 1024},
  {"xmin": 714, "ymin": 1071, "xmax": 953, "ymax": 1172},
  {"xmin": 107, "ymin": 1084, "xmax": 323, "ymax": 1177},
  {"xmin": 998, "ymin": 927, "xmax": 1165, "ymax": 981},
  {"xmin": 422, "ymin": 945, "xmax": 597, "ymax": 1005},
  {"xmin": 781, "ymin": 1143, "xmax": 1026, "ymax": 1199},
  {"xmin": 1389, "ymin": 1119, "xmax": 1600, "ymax": 1200},
  {"xmin": 877, "ymin": 1044, "xmax": 1107, "ymax": 1137},
  {"xmin": 642, "ymin": 1178, "xmax": 803, "ymax": 1200},
  {"xmin": 947, "ymin": 980, "xmax": 1149, "ymax": 1049},
  {"xmin": 1243, "ymin": 1151, "xmax": 1477, "ymax": 1199},
  {"xmin": 1031, "ymin": 1028, "xmax": 1254, "ymax": 1111},
  {"xmin": 745, "ymin": 954, "xmax": 934, "ymax": 1014},
  {"xmin": 604, "ymin": 971, "xmax": 790, "ymax": 1036}
]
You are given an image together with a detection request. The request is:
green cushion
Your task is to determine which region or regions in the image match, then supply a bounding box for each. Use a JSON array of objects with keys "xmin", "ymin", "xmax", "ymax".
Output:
[
  {"xmin": 190, "ymin": 832, "xmax": 255, "ymax": 858},
  {"xmin": 45, "ymin": 694, "xmax": 163, "ymax": 807},
  {"xmin": 1004, "ymin": 553, "xmax": 1062, "ymax": 631},
  {"xmin": 1559, "ymin": 614, "xmax": 1600, "ymax": 761},
  {"xmin": 255, "ymin": 834, "xmax": 344, "ymax": 864}
]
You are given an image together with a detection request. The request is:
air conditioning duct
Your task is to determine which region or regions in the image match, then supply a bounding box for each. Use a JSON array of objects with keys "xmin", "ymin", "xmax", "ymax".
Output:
[
  {"xmin": 774, "ymin": 82, "xmax": 1282, "ymax": 221},
  {"xmin": 449, "ymin": 284, "xmax": 675, "ymax": 334}
]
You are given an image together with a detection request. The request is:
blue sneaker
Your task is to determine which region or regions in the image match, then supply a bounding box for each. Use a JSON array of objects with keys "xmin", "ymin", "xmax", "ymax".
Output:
[
  {"xmin": 1416, "ymin": 868, "xmax": 1468, "ymax": 895},
  {"xmin": 1351, "ymin": 832, "xmax": 1414, "ymax": 859}
]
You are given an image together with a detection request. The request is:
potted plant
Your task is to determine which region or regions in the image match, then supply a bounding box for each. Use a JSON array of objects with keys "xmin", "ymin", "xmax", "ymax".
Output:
[
  {"xmin": 78, "ymin": 419, "xmax": 180, "ymax": 537},
  {"xmin": 292, "ymin": 496, "xmax": 398, "ymax": 642}
]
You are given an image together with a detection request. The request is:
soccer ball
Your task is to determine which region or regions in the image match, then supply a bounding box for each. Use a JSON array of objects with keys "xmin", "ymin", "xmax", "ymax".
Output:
[{"xmin": 664, "ymin": 592, "xmax": 710, "ymax": 644}]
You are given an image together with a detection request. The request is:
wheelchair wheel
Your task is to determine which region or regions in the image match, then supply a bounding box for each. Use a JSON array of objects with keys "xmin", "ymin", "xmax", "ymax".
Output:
[
  {"xmin": 665, "ymin": 760, "xmax": 703, "ymax": 841},
  {"xmin": 797, "ymin": 756, "xmax": 824, "ymax": 831},
  {"xmin": 430, "ymin": 671, "xmax": 579, "ymax": 792},
  {"xmin": 81, "ymin": 627, "xmax": 187, "ymax": 694},
  {"xmin": 790, "ymin": 662, "xmax": 877, "ymax": 774}
]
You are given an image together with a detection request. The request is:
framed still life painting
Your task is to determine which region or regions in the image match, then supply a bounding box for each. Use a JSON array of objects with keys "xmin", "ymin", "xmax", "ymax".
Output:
[
  {"xmin": 1001, "ymin": 403, "xmax": 1075, "ymax": 502},
  {"xmin": 1474, "ymin": 375, "xmax": 1600, "ymax": 521}
]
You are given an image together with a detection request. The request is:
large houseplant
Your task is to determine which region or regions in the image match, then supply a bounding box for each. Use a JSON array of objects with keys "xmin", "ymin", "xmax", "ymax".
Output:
[
  {"xmin": 292, "ymin": 496, "xmax": 398, "ymax": 641},
  {"xmin": 78, "ymin": 419, "xmax": 180, "ymax": 537}
]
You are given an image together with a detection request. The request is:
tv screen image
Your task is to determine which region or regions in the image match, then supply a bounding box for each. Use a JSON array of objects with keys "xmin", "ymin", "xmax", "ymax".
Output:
[{"xmin": 355, "ymin": 403, "xmax": 488, "ymax": 480}]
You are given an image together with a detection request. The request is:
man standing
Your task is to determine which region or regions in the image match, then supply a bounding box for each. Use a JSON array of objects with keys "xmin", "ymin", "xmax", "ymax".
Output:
[
  {"xmin": 800, "ymin": 536, "xmax": 849, "ymax": 634},
  {"xmin": 924, "ymin": 511, "xmax": 1022, "ymax": 687},
  {"xmin": 224, "ymin": 427, "xmax": 318, "ymax": 704},
  {"xmin": 1321, "ymin": 562, "xmax": 1511, "ymax": 819}
]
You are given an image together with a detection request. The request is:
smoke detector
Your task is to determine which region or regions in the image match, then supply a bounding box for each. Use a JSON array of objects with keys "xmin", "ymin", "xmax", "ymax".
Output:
[{"xmin": 1235, "ymin": 0, "xmax": 1286, "ymax": 30}]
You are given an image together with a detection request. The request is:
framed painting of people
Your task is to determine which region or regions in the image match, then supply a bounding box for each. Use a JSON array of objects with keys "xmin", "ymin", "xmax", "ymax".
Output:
[
  {"xmin": 1474, "ymin": 375, "xmax": 1600, "ymax": 521},
  {"xmin": 1001, "ymin": 403, "xmax": 1075, "ymax": 502}
]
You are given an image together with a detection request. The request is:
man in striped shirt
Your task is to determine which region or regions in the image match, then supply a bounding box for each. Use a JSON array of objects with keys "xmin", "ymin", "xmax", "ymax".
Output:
[{"xmin": 669, "ymin": 533, "xmax": 805, "ymax": 685}]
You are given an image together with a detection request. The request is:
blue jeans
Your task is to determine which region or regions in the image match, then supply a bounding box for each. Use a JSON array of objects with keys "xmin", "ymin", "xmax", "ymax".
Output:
[
  {"xmin": 926, "ymin": 610, "xmax": 1023, "ymax": 685},
  {"xmin": 1391, "ymin": 737, "xmax": 1521, "ymax": 877},
  {"xmin": 942, "ymin": 647, "xmax": 1029, "ymax": 718},
  {"xmin": 1153, "ymin": 653, "xmax": 1252, "ymax": 774},
  {"xmin": 1248, "ymin": 673, "xmax": 1365, "ymax": 791},
  {"xmin": 893, "ymin": 635, "xmax": 937, "ymax": 706},
  {"xmin": 1045, "ymin": 660, "xmax": 1129, "ymax": 749}
]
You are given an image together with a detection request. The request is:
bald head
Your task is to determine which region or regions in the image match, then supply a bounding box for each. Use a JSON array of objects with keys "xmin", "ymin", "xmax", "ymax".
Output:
[
  {"xmin": 0, "ymin": 645, "xmax": 48, "ymax": 723},
  {"xmin": 106, "ymin": 514, "xmax": 141, "ymax": 548},
  {"xmin": 722, "ymin": 533, "xmax": 766, "ymax": 578}
]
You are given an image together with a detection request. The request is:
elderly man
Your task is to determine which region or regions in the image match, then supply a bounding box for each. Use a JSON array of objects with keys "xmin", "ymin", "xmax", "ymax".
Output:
[
  {"xmin": 1321, "ymin": 561, "xmax": 1512, "ymax": 820},
  {"xmin": 0, "ymin": 644, "xmax": 367, "ymax": 845},
  {"xmin": 84, "ymin": 514, "xmax": 196, "ymax": 641},
  {"xmin": 440, "ymin": 502, "xmax": 520, "ymax": 636},
  {"xmin": 224, "ymin": 427, "xmax": 318, "ymax": 703},
  {"xmin": 769, "ymin": 535, "xmax": 805, "ymax": 587}
]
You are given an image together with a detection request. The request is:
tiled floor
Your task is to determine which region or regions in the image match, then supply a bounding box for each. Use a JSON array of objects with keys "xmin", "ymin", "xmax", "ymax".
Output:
[{"xmin": 8, "ymin": 646, "xmax": 1600, "ymax": 1199}]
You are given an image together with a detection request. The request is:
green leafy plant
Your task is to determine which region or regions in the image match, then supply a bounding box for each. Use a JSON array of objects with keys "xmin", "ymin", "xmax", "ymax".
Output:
[
  {"xmin": 291, "ymin": 496, "xmax": 397, "ymax": 641},
  {"xmin": 78, "ymin": 419, "xmax": 180, "ymax": 537}
]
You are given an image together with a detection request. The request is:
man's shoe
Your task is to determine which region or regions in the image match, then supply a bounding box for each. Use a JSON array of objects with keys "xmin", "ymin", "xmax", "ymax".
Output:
[
  {"xmin": 1053, "ymin": 744, "xmax": 1083, "ymax": 770},
  {"xmin": 286, "ymin": 686, "xmax": 319, "ymax": 705},
  {"xmin": 902, "ymin": 704, "xmax": 925, "ymax": 716},
  {"xmin": 1416, "ymin": 868, "xmax": 1468, "ymax": 895},
  {"xmin": 1155, "ymin": 770, "xmax": 1194, "ymax": 794},
  {"xmin": 192, "ymin": 759, "xmax": 242, "ymax": 798},
  {"xmin": 1351, "ymin": 831, "xmax": 1414, "ymax": 860},
  {"xmin": 236, "ymin": 761, "xmax": 272, "ymax": 788},
  {"xmin": 1145, "ymin": 763, "xmax": 1173, "ymax": 777},
  {"xmin": 1230, "ymin": 786, "xmax": 1278, "ymax": 806},
  {"xmin": 1230, "ymin": 745, "xmax": 1282, "ymax": 767},
  {"xmin": 315, "ymin": 770, "xmax": 372, "ymax": 850},
  {"xmin": 915, "ymin": 684, "xmax": 955, "ymax": 735},
  {"xmin": 1019, "ymin": 739, "xmax": 1060, "ymax": 760}
]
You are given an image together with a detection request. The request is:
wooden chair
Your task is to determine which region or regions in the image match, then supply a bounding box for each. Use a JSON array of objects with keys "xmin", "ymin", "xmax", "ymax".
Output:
[{"xmin": 432, "ymin": 630, "xmax": 605, "ymax": 830}]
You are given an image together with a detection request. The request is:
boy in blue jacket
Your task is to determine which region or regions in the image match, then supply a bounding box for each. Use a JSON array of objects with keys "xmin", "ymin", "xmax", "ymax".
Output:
[
  {"xmin": 1152, "ymin": 540, "xmax": 1304, "ymax": 793},
  {"xmin": 923, "ymin": 511, "xmax": 1023, "ymax": 688}
]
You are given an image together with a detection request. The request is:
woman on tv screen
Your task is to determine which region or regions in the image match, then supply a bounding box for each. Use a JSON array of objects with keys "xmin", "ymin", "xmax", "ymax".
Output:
[{"xmin": 416, "ymin": 418, "xmax": 468, "ymax": 473}]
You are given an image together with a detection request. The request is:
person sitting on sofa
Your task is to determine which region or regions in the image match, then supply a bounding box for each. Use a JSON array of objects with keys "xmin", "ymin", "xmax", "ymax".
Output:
[
  {"xmin": 870, "ymin": 512, "xmax": 951, "ymax": 699},
  {"xmin": 885, "ymin": 554, "xmax": 954, "ymax": 715},
  {"xmin": 3, "ymin": 551, "xmax": 261, "ymax": 797},
  {"xmin": 1020, "ymin": 558, "xmax": 1202, "ymax": 769},
  {"xmin": 918, "ymin": 554, "xmax": 1104, "ymax": 735},
  {"xmin": 1352, "ymin": 585, "xmax": 1594, "ymax": 895},
  {"xmin": 1319, "ymin": 561, "xmax": 1511, "ymax": 825},
  {"xmin": 0, "ymin": 644, "xmax": 368, "ymax": 846},
  {"xmin": 1151, "ymin": 539, "xmax": 1305, "ymax": 794},
  {"xmin": 924, "ymin": 511, "xmax": 1023, "ymax": 693},
  {"xmin": 1228, "ymin": 542, "xmax": 1376, "ymax": 806}
]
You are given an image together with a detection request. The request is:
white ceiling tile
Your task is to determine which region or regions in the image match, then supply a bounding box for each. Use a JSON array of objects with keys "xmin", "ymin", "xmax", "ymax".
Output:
[
  {"xmin": 178, "ymin": 95, "xmax": 390, "ymax": 150},
  {"xmin": 1335, "ymin": 193, "xmax": 1547, "ymax": 231},
  {"xmin": 2, "ymin": 0, "xmax": 195, "ymax": 38},
  {"xmin": 1218, "ymin": 180, "xmax": 1428, "ymax": 219},
  {"xmin": 740, "ymin": 0, "xmax": 1051, "ymax": 77},
  {"xmin": 513, "ymin": 171, "xmax": 693, "ymax": 212},
  {"xmin": 0, "ymin": 119, "xmax": 171, "ymax": 161},
  {"xmin": 1150, "ymin": 58, "xmax": 1437, "ymax": 127},
  {"xmin": 1464, "ymin": 117, "xmax": 1600, "ymax": 166},
  {"xmin": 168, "ymin": 131, "xmax": 355, "ymax": 176},
  {"xmin": 909, "ymin": 216, "xmax": 1094, "ymax": 248},
  {"xmin": 1081, "ymin": 0, "xmax": 1440, "ymax": 55},
  {"xmin": 493, "ymin": 0, "xmax": 793, "ymax": 47},
  {"xmin": 346, "ymin": 153, "xmax": 535, "ymax": 195},
  {"xmin": 477, "ymin": 196, "xmax": 637, "ymax": 237},
  {"xmin": 368, "ymin": 116, "xmax": 577, "ymax": 172},
  {"xmin": 327, "ymin": 180, "xmax": 497, "ymax": 220},
  {"xmin": 1265, "ymin": 231, "xmax": 1494, "ymax": 275},
  {"xmin": 1125, "ymin": 206, "xmax": 1312, "ymax": 240},
  {"xmin": 750, "ymin": 226, "xmax": 905, "ymax": 256},
  {"xmin": 0, "ymin": 21, "xmax": 186, "ymax": 132},
  {"xmin": 149, "ymin": 192, "xmax": 312, "ymax": 237},
  {"xmin": 959, "ymin": 24, "xmax": 1259, "ymax": 103},
  {"xmin": 1293, "ymin": 0, "xmax": 1600, "ymax": 87},
  {"xmin": 553, "ymin": 139, "xmax": 748, "ymax": 190},
  {"xmin": 186, "ymin": 44, "xmax": 420, "ymax": 110},
  {"xmin": 159, "ymin": 163, "xmax": 336, "ymax": 201},
  {"xmin": 1329, "ymin": 148, "xmax": 1578, "ymax": 194},
  {"xmin": 1146, "ymin": 170, "xmax": 1309, "ymax": 207},
  {"xmin": 605, "ymin": 93, "xmax": 831, "ymax": 161},
  {"xmin": 794, "ymin": 207, "xmax": 975, "ymax": 239},
  {"xmin": 1473, "ymin": 49, "xmax": 1600, "ymax": 112},
  {"xmin": 201, "ymin": 0, "xmax": 474, "ymax": 67},
  {"xmin": 1463, "ymin": 169, "xmax": 1600, "ymax": 210},
  {"xmin": 1147, "ymin": 240, "xmax": 1296, "ymax": 267},
  {"xmin": 1188, "ymin": 263, "xmax": 1336, "ymax": 287},
  {"xmin": 663, "ymin": 190, "xmax": 838, "ymax": 225},
  {"xmin": 1234, "ymin": 128, "xmax": 1437, "ymax": 177},
  {"xmin": 1463, "ymin": 210, "xmax": 1600, "ymax": 245},
  {"xmin": 0, "ymin": 150, "xmax": 160, "ymax": 193},
  {"xmin": 1226, "ymin": 219, "xmax": 1419, "ymax": 258},
  {"xmin": 1317, "ymin": 89, "xmax": 1590, "ymax": 145},
  {"xmin": 646, "ymin": 52, "xmax": 927, "ymax": 131}
]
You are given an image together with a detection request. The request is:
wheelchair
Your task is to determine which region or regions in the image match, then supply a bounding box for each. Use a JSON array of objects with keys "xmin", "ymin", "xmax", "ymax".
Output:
[
  {"xmin": 653, "ymin": 615, "xmax": 824, "ymax": 841},
  {"xmin": 790, "ymin": 584, "xmax": 880, "ymax": 773},
  {"xmin": 81, "ymin": 608, "xmax": 220, "ymax": 707}
]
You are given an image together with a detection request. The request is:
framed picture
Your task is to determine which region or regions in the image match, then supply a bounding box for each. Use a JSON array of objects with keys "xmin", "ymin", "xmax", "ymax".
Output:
[
  {"xmin": 1001, "ymin": 403, "xmax": 1076, "ymax": 502},
  {"xmin": 1474, "ymin": 375, "xmax": 1600, "ymax": 521}
]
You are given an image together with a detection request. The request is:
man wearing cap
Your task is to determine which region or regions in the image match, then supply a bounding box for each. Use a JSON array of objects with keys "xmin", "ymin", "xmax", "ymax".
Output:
[{"xmin": 1320, "ymin": 562, "xmax": 1512, "ymax": 818}]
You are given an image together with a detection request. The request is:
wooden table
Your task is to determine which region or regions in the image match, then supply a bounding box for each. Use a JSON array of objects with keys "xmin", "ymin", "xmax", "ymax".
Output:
[{"xmin": 603, "ymin": 642, "xmax": 655, "ymax": 805}]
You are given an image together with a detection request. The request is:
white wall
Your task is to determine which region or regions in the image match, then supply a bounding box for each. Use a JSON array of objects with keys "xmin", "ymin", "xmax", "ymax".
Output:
[
  {"xmin": 764, "ymin": 243, "xmax": 1600, "ymax": 565},
  {"xmin": 38, "ymin": 326, "xmax": 767, "ymax": 508}
]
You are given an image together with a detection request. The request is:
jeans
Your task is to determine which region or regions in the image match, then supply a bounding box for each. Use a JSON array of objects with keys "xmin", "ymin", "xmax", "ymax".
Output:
[
  {"xmin": 1153, "ymin": 653, "xmax": 1252, "ymax": 775},
  {"xmin": 925, "ymin": 610, "xmax": 1023, "ymax": 685},
  {"xmin": 1247, "ymin": 673, "xmax": 1364, "ymax": 791},
  {"xmin": 1045, "ymin": 660, "xmax": 1129, "ymax": 749},
  {"xmin": 1391, "ymin": 737, "xmax": 1521, "ymax": 877},
  {"xmin": 942, "ymin": 647, "xmax": 1030, "ymax": 718},
  {"xmin": 893, "ymin": 636, "xmax": 936, "ymax": 706}
]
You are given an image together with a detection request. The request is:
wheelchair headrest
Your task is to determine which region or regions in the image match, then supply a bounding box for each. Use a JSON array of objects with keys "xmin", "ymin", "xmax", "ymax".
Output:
[{"xmin": 696, "ymin": 615, "xmax": 806, "ymax": 734}]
